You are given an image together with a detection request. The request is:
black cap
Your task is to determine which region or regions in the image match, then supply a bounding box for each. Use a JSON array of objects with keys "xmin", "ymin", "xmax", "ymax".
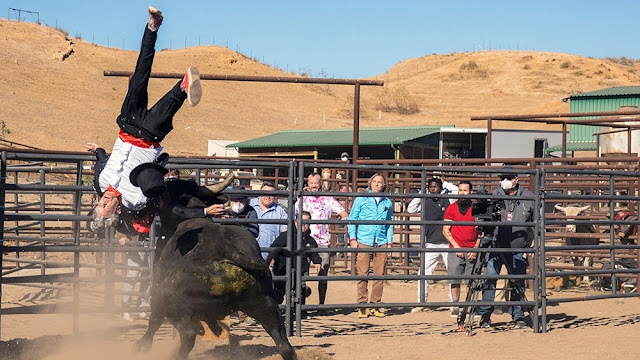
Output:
[
  {"xmin": 497, "ymin": 166, "xmax": 518, "ymax": 179},
  {"xmin": 130, "ymin": 162, "xmax": 169, "ymax": 198},
  {"xmin": 225, "ymin": 185, "xmax": 248, "ymax": 200}
]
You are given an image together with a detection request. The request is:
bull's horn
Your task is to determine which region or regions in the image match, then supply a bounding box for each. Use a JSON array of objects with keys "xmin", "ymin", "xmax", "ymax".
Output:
[
  {"xmin": 554, "ymin": 204, "xmax": 566, "ymax": 212},
  {"xmin": 321, "ymin": 181, "xmax": 330, "ymax": 192},
  {"xmin": 578, "ymin": 205, "xmax": 591, "ymax": 214},
  {"xmin": 206, "ymin": 173, "xmax": 236, "ymax": 194},
  {"xmin": 321, "ymin": 168, "xmax": 331, "ymax": 191}
]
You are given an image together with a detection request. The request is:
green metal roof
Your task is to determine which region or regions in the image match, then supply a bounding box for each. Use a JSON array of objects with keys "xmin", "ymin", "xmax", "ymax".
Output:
[
  {"xmin": 545, "ymin": 141, "xmax": 597, "ymax": 153},
  {"xmin": 566, "ymin": 87, "xmax": 640, "ymax": 143},
  {"xmin": 227, "ymin": 126, "xmax": 453, "ymax": 149},
  {"xmin": 568, "ymin": 86, "xmax": 640, "ymax": 99}
]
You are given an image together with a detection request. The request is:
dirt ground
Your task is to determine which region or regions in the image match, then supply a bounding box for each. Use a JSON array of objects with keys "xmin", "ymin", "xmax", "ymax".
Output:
[{"xmin": 1, "ymin": 274, "xmax": 638, "ymax": 360}]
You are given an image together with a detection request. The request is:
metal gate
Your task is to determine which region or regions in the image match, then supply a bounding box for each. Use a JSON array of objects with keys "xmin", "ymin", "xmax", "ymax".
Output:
[{"xmin": 1, "ymin": 150, "xmax": 639, "ymax": 338}]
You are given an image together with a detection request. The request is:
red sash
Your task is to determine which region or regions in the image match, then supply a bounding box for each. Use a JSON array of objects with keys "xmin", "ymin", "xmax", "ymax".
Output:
[
  {"xmin": 130, "ymin": 199, "xmax": 163, "ymax": 234},
  {"xmin": 131, "ymin": 212, "xmax": 152, "ymax": 233},
  {"xmin": 118, "ymin": 130, "xmax": 161, "ymax": 149},
  {"xmin": 105, "ymin": 185, "xmax": 122, "ymax": 198}
]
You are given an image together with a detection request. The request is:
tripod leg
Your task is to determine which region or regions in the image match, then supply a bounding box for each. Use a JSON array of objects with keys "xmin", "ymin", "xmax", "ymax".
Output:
[
  {"xmin": 457, "ymin": 251, "xmax": 487, "ymax": 335},
  {"xmin": 465, "ymin": 280, "xmax": 483, "ymax": 336}
]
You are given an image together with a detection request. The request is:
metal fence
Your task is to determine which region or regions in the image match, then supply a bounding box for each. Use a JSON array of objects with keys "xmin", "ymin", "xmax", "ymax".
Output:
[{"xmin": 1, "ymin": 150, "xmax": 639, "ymax": 339}]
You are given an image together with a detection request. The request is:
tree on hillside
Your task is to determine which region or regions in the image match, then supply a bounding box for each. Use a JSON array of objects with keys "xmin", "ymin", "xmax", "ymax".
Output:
[{"xmin": 0, "ymin": 120, "xmax": 11, "ymax": 140}]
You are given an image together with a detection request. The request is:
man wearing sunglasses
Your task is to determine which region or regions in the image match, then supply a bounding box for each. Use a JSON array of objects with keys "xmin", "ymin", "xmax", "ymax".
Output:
[{"xmin": 478, "ymin": 166, "xmax": 535, "ymax": 330}]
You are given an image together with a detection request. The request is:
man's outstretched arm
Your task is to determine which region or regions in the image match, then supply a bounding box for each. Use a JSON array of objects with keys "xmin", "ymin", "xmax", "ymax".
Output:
[{"xmin": 85, "ymin": 142, "xmax": 108, "ymax": 195}]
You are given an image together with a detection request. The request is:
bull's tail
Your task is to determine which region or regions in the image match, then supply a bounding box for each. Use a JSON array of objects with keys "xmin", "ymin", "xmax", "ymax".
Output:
[{"xmin": 265, "ymin": 247, "xmax": 308, "ymax": 265}]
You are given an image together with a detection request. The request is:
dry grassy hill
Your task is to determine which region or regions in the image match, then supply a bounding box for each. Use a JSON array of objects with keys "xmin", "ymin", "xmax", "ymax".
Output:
[{"xmin": 2, "ymin": 19, "xmax": 640, "ymax": 156}]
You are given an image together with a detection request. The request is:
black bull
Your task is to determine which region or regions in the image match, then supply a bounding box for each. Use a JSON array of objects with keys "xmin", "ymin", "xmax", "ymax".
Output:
[{"xmin": 137, "ymin": 217, "xmax": 297, "ymax": 360}]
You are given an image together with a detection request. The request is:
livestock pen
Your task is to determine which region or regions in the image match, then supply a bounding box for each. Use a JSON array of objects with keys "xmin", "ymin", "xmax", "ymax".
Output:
[{"xmin": 1, "ymin": 150, "xmax": 639, "ymax": 341}]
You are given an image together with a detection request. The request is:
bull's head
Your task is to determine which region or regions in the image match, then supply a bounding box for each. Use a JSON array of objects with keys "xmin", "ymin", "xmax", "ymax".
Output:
[
  {"xmin": 555, "ymin": 204, "xmax": 591, "ymax": 232},
  {"xmin": 321, "ymin": 168, "xmax": 332, "ymax": 192}
]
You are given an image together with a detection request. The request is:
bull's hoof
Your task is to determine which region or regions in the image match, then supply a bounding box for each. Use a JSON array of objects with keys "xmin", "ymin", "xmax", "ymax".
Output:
[
  {"xmin": 136, "ymin": 338, "xmax": 152, "ymax": 352},
  {"xmin": 284, "ymin": 349, "xmax": 298, "ymax": 360}
]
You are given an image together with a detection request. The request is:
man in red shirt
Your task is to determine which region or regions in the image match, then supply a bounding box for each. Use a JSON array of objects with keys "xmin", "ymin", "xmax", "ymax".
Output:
[{"xmin": 442, "ymin": 181, "xmax": 479, "ymax": 317}]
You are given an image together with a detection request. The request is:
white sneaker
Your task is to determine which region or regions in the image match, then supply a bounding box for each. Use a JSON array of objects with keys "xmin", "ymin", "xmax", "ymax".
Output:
[
  {"xmin": 182, "ymin": 66, "xmax": 202, "ymax": 106},
  {"xmin": 138, "ymin": 312, "xmax": 148, "ymax": 319},
  {"xmin": 410, "ymin": 307, "xmax": 422, "ymax": 313},
  {"xmin": 122, "ymin": 312, "xmax": 133, "ymax": 321},
  {"xmin": 147, "ymin": 6, "xmax": 163, "ymax": 32}
]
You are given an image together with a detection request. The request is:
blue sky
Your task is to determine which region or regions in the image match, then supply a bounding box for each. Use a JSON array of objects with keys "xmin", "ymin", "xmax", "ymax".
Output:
[{"xmin": 3, "ymin": 1, "xmax": 640, "ymax": 78}]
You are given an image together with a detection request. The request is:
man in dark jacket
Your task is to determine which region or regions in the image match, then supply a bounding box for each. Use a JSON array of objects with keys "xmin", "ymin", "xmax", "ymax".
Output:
[
  {"xmin": 270, "ymin": 211, "xmax": 321, "ymax": 309},
  {"xmin": 478, "ymin": 167, "xmax": 535, "ymax": 330},
  {"xmin": 224, "ymin": 186, "xmax": 259, "ymax": 239},
  {"xmin": 407, "ymin": 178, "xmax": 455, "ymax": 312}
]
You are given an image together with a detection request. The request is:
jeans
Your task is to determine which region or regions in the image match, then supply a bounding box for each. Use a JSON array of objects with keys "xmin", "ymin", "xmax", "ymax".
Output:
[
  {"xmin": 478, "ymin": 251, "xmax": 527, "ymax": 321},
  {"xmin": 317, "ymin": 244, "xmax": 330, "ymax": 304},
  {"xmin": 116, "ymin": 26, "xmax": 187, "ymax": 142}
]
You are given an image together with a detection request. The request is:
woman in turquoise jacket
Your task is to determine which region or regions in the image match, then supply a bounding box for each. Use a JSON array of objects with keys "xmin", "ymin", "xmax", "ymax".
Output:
[{"xmin": 348, "ymin": 173, "xmax": 394, "ymax": 318}]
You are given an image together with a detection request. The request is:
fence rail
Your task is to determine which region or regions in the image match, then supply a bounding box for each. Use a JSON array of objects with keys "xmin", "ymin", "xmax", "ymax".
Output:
[{"xmin": 1, "ymin": 150, "xmax": 639, "ymax": 338}]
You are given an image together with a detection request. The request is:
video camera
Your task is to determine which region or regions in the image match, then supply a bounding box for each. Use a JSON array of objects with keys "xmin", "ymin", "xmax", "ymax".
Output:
[
  {"xmin": 471, "ymin": 190, "xmax": 505, "ymax": 235},
  {"xmin": 471, "ymin": 198, "xmax": 504, "ymax": 222}
]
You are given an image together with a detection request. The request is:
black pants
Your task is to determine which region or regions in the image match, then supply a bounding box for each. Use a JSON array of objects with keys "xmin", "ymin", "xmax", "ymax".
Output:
[
  {"xmin": 273, "ymin": 272, "xmax": 310, "ymax": 306},
  {"xmin": 116, "ymin": 26, "xmax": 187, "ymax": 143}
]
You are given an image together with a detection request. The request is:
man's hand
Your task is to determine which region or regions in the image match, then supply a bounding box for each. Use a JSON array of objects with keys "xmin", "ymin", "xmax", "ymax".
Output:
[
  {"xmin": 205, "ymin": 204, "xmax": 230, "ymax": 217},
  {"xmin": 314, "ymin": 263, "xmax": 321, "ymax": 273},
  {"xmin": 118, "ymin": 237, "xmax": 127, "ymax": 246},
  {"xmin": 349, "ymin": 239, "xmax": 358, "ymax": 248},
  {"xmin": 85, "ymin": 142, "xmax": 99, "ymax": 153}
]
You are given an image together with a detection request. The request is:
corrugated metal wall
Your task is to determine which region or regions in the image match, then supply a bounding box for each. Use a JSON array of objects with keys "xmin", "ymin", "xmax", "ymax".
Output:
[{"xmin": 569, "ymin": 96, "xmax": 640, "ymax": 142}]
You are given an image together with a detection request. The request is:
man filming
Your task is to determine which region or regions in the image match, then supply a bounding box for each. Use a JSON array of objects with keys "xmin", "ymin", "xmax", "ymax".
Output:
[{"xmin": 478, "ymin": 167, "xmax": 535, "ymax": 330}]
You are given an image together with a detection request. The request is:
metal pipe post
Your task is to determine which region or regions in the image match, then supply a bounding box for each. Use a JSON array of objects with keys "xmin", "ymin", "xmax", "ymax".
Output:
[{"xmin": 0, "ymin": 151, "xmax": 7, "ymax": 339}]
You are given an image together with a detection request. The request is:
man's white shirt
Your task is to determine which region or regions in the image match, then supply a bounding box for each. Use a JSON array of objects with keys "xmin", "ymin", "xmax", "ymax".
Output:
[{"xmin": 98, "ymin": 137, "xmax": 162, "ymax": 210}]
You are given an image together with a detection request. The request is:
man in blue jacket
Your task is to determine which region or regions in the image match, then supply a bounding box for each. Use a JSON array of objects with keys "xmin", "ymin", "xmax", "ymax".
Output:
[{"xmin": 348, "ymin": 173, "xmax": 394, "ymax": 318}]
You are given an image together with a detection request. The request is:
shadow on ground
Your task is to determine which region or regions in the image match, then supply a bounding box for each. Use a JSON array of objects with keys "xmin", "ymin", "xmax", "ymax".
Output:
[{"xmin": 0, "ymin": 335, "xmax": 65, "ymax": 360}]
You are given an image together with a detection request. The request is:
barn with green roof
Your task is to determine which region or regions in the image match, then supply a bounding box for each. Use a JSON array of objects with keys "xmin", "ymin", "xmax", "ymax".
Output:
[
  {"xmin": 547, "ymin": 86, "xmax": 640, "ymax": 154},
  {"xmin": 226, "ymin": 126, "xmax": 489, "ymax": 160}
]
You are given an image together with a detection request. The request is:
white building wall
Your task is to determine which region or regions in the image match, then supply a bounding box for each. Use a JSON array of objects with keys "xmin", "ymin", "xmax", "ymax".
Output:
[
  {"xmin": 207, "ymin": 140, "xmax": 239, "ymax": 157},
  {"xmin": 491, "ymin": 129, "xmax": 564, "ymax": 158}
]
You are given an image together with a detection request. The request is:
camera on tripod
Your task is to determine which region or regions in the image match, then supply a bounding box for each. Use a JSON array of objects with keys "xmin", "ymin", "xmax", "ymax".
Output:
[
  {"xmin": 471, "ymin": 190, "xmax": 504, "ymax": 221},
  {"xmin": 471, "ymin": 190, "xmax": 505, "ymax": 236}
]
